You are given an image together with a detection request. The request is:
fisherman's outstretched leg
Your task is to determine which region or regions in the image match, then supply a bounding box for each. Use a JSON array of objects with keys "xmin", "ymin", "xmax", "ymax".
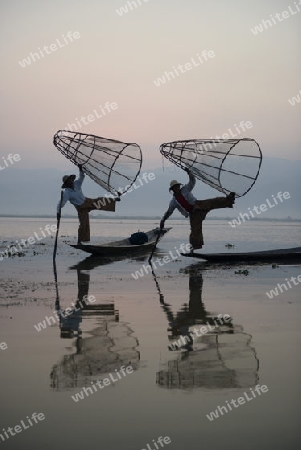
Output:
[
  {"xmin": 87, "ymin": 197, "xmax": 116, "ymax": 212},
  {"xmin": 194, "ymin": 193, "xmax": 235, "ymax": 212},
  {"xmin": 57, "ymin": 167, "xmax": 118, "ymax": 245},
  {"xmin": 189, "ymin": 194, "xmax": 235, "ymax": 250},
  {"xmin": 75, "ymin": 198, "xmax": 116, "ymax": 244}
]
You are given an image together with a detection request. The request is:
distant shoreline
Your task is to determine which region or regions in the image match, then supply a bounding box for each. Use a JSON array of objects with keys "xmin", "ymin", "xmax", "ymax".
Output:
[{"xmin": 0, "ymin": 215, "xmax": 300, "ymax": 222}]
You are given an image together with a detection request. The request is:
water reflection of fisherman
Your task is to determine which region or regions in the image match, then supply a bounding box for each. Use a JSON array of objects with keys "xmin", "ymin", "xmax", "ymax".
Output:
[
  {"xmin": 51, "ymin": 264, "xmax": 139, "ymax": 389},
  {"xmin": 156, "ymin": 266, "xmax": 259, "ymax": 389},
  {"xmin": 159, "ymin": 271, "xmax": 207, "ymax": 351},
  {"xmin": 57, "ymin": 270, "xmax": 91, "ymax": 338},
  {"xmin": 157, "ymin": 267, "xmax": 234, "ymax": 352}
]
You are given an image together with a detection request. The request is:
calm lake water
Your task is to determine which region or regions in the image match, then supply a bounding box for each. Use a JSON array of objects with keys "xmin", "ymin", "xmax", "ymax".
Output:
[
  {"xmin": 0, "ymin": 218, "xmax": 300, "ymax": 450},
  {"xmin": 1, "ymin": 216, "xmax": 301, "ymax": 251}
]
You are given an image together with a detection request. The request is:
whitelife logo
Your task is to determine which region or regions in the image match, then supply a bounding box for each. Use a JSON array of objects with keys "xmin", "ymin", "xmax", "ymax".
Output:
[
  {"xmin": 65, "ymin": 102, "xmax": 118, "ymax": 132},
  {"xmin": 18, "ymin": 31, "xmax": 80, "ymax": 68},
  {"xmin": 191, "ymin": 121, "xmax": 253, "ymax": 156},
  {"xmin": 131, "ymin": 243, "xmax": 192, "ymax": 280},
  {"xmin": 266, "ymin": 274, "xmax": 301, "ymax": 299},
  {"xmin": 33, "ymin": 295, "xmax": 96, "ymax": 332},
  {"xmin": 0, "ymin": 342, "xmax": 8, "ymax": 351},
  {"xmin": 140, "ymin": 436, "xmax": 171, "ymax": 450},
  {"xmin": 93, "ymin": 172, "xmax": 156, "ymax": 210},
  {"xmin": 116, "ymin": 0, "xmax": 151, "ymax": 16},
  {"xmin": 250, "ymin": 2, "xmax": 301, "ymax": 35},
  {"xmin": 153, "ymin": 51, "xmax": 215, "ymax": 87},
  {"xmin": 71, "ymin": 365, "xmax": 134, "ymax": 402},
  {"xmin": 0, "ymin": 412, "xmax": 45, "ymax": 444},
  {"xmin": 0, "ymin": 223, "xmax": 57, "ymax": 261},
  {"xmin": 0, "ymin": 153, "xmax": 21, "ymax": 171},
  {"xmin": 288, "ymin": 89, "xmax": 301, "ymax": 106},
  {"xmin": 228, "ymin": 192, "xmax": 291, "ymax": 228},
  {"xmin": 206, "ymin": 385, "xmax": 269, "ymax": 421},
  {"xmin": 169, "ymin": 314, "xmax": 232, "ymax": 350}
]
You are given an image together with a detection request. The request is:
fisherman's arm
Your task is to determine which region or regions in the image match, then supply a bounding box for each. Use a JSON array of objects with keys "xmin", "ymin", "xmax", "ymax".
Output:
[
  {"xmin": 57, "ymin": 191, "xmax": 69, "ymax": 218},
  {"xmin": 185, "ymin": 168, "xmax": 196, "ymax": 191},
  {"xmin": 160, "ymin": 203, "xmax": 175, "ymax": 228},
  {"xmin": 77, "ymin": 165, "xmax": 85, "ymax": 186}
]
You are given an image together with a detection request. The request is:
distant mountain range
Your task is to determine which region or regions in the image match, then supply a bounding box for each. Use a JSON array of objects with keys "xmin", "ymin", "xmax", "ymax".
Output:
[{"xmin": 0, "ymin": 157, "xmax": 300, "ymax": 219}]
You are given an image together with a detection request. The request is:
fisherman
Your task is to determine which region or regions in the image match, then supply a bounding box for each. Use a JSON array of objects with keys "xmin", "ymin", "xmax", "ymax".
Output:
[
  {"xmin": 160, "ymin": 168, "xmax": 235, "ymax": 250},
  {"xmin": 57, "ymin": 165, "xmax": 119, "ymax": 244}
]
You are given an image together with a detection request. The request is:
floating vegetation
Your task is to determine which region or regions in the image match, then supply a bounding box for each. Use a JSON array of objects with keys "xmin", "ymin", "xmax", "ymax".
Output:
[
  {"xmin": 6, "ymin": 248, "xmax": 26, "ymax": 258},
  {"xmin": 235, "ymin": 269, "xmax": 249, "ymax": 276}
]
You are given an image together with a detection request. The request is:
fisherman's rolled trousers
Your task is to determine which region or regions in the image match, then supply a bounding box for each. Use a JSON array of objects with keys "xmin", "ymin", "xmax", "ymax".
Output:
[
  {"xmin": 189, "ymin": 196, "xmax": 233, "ymax": 249},
  {"xmin": 75, "ymin": 197, "xmax": 116, "ymax": 242}
]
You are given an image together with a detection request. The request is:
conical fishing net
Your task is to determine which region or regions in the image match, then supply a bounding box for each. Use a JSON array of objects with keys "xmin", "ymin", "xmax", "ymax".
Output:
[
  {"xmin": 53, "ymin": 130, "xmax": 142, "ymax": 195},
  {"xmin": 160, "ymin": 138, "xmax": 262, "ymax": 197}
]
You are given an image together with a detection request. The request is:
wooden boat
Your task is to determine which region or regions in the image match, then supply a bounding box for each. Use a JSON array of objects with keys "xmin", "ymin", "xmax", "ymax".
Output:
[
  {"xmin": 181, "ymin": 246, "xmax": 301, "ymax": 263},
  {"xmin": 70, "ymin": 227, "xmax": 171, "ymax": 256}
]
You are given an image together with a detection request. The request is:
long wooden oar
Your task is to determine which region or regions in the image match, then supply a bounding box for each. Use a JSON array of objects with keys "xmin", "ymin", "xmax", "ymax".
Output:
[
  {"xmin": 148, "ymin": 228, "xmax": 162, "ymax": 263},
  {"xmin": 53, "ymin": 190, "xmax": 63, "ymax": 262},
  {"xmin": 52, "ymin": 257, "xmax": 61, "ymax": 319}
]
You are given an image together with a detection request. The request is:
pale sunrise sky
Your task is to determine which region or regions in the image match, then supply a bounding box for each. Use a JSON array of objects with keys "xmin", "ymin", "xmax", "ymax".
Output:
[{"xmin": 0, "ymin": 0, "xmax": 300, "ymax": 171}]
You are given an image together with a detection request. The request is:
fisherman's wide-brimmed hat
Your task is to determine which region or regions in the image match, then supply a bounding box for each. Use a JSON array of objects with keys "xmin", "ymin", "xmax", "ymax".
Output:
[
  {"xmin": 62, "ymin": 174, "xmax": 76, "ymax": 188},
  {"xmin": 169, "ymin": 180, "xmax": 182, "ymax": 190}
]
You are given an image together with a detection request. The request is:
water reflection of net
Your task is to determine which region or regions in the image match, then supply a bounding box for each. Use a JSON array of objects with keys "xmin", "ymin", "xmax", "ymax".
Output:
[
  {"xmin": 157, "ymin": 326, "xmax": 259, "ymax": 389},
  {"xmin": 51, "ymin": 320, "xmax": 140, "ymax": 390},
  {"xmin": 160, "ymin": 138, "xmax": 262, "ymax": 197},
  {"xmin": 53, "ymin": 130, "xmax": 142, "ymax": 195}
]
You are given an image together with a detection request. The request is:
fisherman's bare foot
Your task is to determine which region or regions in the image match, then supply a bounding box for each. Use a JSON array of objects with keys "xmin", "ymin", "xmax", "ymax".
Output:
[{"xmin": 227, "ymin": 192, "xmax": 236, "ymax": 207}]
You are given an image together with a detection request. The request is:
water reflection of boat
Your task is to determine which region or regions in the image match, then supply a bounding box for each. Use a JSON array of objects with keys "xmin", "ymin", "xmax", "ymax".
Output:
[
  {"xmin": 50, "ymin": 264, "xmax": 140, "ymax": 390},
  {"xmin": 154, "ymin": 263, "xmax": 259, "ymax": 389}
]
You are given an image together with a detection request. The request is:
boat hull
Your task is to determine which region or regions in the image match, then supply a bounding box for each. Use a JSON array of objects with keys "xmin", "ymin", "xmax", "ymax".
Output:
[
  {"xmin": 181, "ymin": 247, "xmax": 301, "ymax": 263},
  {"xmin": 70, "ymin": 227, "xmax": 171, "ymax": 256}
]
